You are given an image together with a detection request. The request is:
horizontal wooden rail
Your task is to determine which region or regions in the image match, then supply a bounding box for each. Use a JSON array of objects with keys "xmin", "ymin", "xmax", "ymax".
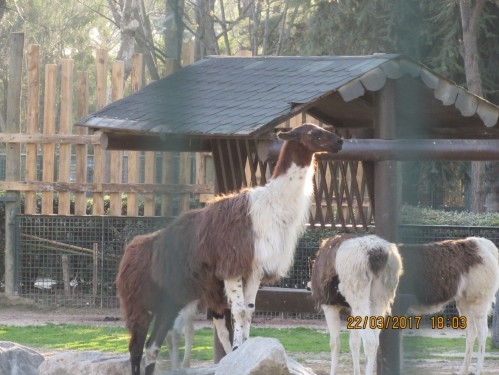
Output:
[
  {"xmin": 0, "ymin": 132, "xmax": 105, "ymax": 146},
  {"xmin": 255, "ymin": 286, "xmax": 317, "ymax": 314},
  {"xmin": 0, "ymin": 181, "xmax": 214, "ymax": 194}
]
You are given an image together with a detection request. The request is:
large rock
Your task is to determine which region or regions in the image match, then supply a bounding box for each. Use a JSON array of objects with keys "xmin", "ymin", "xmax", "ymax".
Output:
[
  {"xmin": 215, "ymin": 337, "xmax": 315, "ymax": 375},
  {"xmin": 0, "ymin": 341, "xmax": 44, "ymax": 375},
  {"xmin": 38, "ymin": 351, "xmax": 130, "ymax": 375}
]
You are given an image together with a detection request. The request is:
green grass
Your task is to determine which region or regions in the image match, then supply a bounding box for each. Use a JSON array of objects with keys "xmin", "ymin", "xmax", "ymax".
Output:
[{"xmin": 0, "ymin": 324, "xmax": 498, "ymax": 362}]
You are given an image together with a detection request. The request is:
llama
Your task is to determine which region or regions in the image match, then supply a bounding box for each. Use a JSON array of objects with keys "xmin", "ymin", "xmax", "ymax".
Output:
[
  {"xmin": 165, "ymin": 300, "xmax": 198, "ymax": 370},
  {"xmin": 309, "ymin": 234, "xmax": 403, "ymax": 375},
  {"xmin": 397, "ymin": 237, "xmax": 499, "ymax": 375},
  {"xmin": 116, "ymin": 123, "xmax": 344, "ymax": 375}
]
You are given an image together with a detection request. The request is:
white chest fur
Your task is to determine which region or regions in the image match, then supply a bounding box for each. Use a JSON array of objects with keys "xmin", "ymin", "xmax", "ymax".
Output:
[{"xmin": 248, "ymin": 163, "xmax": 315, "ymax": 278}]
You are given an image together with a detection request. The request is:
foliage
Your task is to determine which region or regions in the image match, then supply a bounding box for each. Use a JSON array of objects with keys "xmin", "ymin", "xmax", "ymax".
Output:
[{"xmin": 400, "ymin": 204, "xmax": 499, "ymax": 226}]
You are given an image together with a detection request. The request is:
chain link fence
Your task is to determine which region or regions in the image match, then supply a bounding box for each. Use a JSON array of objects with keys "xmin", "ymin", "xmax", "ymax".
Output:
[{"xmin": 13, "ymin": 216, "xmax": 498, "ymax": 323}]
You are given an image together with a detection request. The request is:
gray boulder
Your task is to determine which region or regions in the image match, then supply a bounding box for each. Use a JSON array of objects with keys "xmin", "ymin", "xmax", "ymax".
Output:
[
  {"xmin": 215, "ymin": 337, "xmax": 315, "ymax": 375},
  {"xmin": 0, "ymin": 341, "xmax": 44, "ymax": 375},
  {"xmin": 38, "ymin": 351, "xmax": 130, "ymax": 375}
]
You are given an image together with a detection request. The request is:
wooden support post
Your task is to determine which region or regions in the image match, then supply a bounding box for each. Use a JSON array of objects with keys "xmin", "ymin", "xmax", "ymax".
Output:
[
  {"xmin": 4, "ymin": 33, "xmax": 24, "ymax": 295},
  {"xmin": 374, "ymin": 80, "xmax": 401, "ymax": 375}
]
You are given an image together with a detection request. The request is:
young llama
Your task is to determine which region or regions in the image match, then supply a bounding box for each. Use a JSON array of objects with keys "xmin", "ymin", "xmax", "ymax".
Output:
[
  {"xmin": 309, "ymin": 234, "xmax": 403, "ymax": 375},
  {"xmin": 116, "ymin": 123, "xmax": 344, "ymax": 375}
]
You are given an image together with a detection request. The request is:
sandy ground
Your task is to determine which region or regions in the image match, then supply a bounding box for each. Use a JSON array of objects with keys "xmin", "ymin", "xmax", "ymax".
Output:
[{"xmin": 0, "ymin": 294, "xmax": 498, "ymax": 374}]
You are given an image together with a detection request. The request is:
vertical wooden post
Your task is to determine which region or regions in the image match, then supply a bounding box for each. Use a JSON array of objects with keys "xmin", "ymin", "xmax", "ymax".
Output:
[
  {"xmin": 61, "ymin": 254, "xmax": 71, "ymax": 296},
  {"xmin": 75, "ymin": 72, "xmax": 89, "ymax": 215},
  {"xmin": 25, "ymin": 44, "xmax": 40, "ymax": 215},
  {"xmin": 58, "ymin": 59, "xmax": 74, "ymax": 215},
  {"xmin": 126, "ymin": 53, "xmax": 143, "ymax": 216},
  {"xmin": 92, "ymin": 243, "xmax": 98, "ymax": 300},
  {"xmin": 161, "ymin": 59, "xmax": 176, "ymax": 216},
  {"xmin": 178, "ymin": 42, "xmax": 196, "ymax": 213},
  {"xmin": 4, "ymin": 32, "xmax": 24, "ymax": 295},
  {"xmin": 92, "ymin": 49, "xmax": 107, "ymax": 215},
  {"xmin": 41, "ymin": 64, "xmax": 57, "ymax": 214},
  {"xmin": 143, "ymin": 152, "xmax": 157, "ymax": 216},
  {"xmin": 374, "ymin": 80, "xmax": 401, "ymax": 375},
  {"xmin": 109, "ymin": 61, "xmax": 124, "ymax": 215}
]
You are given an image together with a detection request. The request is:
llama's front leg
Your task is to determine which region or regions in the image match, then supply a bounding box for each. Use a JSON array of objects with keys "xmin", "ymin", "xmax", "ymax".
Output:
[
  {"xmin": 212, "ymin": 311, "xmax": 233, "ymax": 354},
  {"xmin": 224, "ymin": 277, "xmax": 245, "ymax": 350},
  {"xmin": 242, "ymin": 273, "xmax": 261, "ymax": 341}
]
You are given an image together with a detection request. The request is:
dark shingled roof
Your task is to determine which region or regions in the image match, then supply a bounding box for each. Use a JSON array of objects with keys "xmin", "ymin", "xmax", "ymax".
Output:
[{"xmin": 77, "ymin": 54, "xmax": 499, "ymax": 140}]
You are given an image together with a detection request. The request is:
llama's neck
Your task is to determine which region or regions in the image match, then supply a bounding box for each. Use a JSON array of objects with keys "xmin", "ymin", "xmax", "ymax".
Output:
[
  {"xmin": 272, "ymin": 141, "xmax": 315, "ymax": 179},
  {"xmin": 249, "ymin": 160, "xmax": 315, "ymax": 279}
]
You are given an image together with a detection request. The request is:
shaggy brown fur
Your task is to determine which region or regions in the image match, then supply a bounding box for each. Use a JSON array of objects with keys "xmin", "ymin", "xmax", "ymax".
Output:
[
  {"xmin": 116, "ymin": 231, "xmax": 162, "ymax": 355},
  {"xmin": 398, "ymin": 239, "xmax": 483, "ymax": 306},
  {"xmin": 310, "ymin": 235, "xmax": 352, "ymax": 309},
  {"xmin": 147, "ymin": 192, "xmax": 254, "ymax": 314}
]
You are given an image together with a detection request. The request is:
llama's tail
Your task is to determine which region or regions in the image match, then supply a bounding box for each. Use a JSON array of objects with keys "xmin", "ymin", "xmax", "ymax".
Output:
[
  {"xmin": 368, "ymin": 240, "xmax": 403, "ymax": 316},
  {"xmin": 116, "ymin": 231, "xmax": 162, "ymax": 331}
]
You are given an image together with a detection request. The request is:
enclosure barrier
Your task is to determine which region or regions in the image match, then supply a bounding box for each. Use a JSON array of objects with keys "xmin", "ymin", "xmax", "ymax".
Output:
[{"xmin": 13, "ymin": 215, "xmax": 496, "ymax": 324}]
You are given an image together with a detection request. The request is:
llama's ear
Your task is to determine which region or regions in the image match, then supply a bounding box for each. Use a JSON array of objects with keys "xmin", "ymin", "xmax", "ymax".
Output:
[{"xmin": 277, "ymin": 128, "xmax": 300, "ymax": 141}]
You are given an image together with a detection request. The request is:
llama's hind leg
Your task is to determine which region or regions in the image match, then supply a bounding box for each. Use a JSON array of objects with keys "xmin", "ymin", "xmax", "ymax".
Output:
[
  {"xmin": 128, "ymin": 318, "xmax": 151, "ymax": 375},
  {"xmin": 145, "ymin": 303, "xmax": 180, "ymax": 375},
  {"xmin": 457, "ymin": 300, "xmax": 477, "ymax": 375},
  {"xmin": 181, "ymin": 311, "xmax": 195, "ymax": 368},
  {"xmin": 224, "ymin": 277, "xmax": 246, "ymax": 350},
  {"xmin": 322, "ymin": 304, "xmax": 342, "ymax": 375}
]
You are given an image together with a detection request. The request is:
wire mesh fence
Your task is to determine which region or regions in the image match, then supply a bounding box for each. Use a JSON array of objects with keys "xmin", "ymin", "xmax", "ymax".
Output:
[
  {"xmin": 14, "ymin": 216, "xmax": 499, "ymax": 324},
  {"xmin": 15, "ymin": 215, "xmax": 172, "ymax": 308}
]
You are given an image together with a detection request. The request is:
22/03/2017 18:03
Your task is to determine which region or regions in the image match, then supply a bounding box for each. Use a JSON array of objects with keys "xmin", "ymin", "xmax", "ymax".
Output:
[{"xmin": 347, "ymin": 315, "xmax": 467, "ymax": 330}]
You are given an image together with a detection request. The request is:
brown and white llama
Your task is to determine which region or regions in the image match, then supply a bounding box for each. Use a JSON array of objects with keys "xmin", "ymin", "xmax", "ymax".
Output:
[
  {"xmin": 116, "ymin": 123, "xmax": 344, "ymax": 375},
  {"xmin": 397, "ymin": 237, "xmax": 499, "ymax": 375},
  {"xmin": 309, "ymin": 234, "xmax": 403, "ymax": 375}
]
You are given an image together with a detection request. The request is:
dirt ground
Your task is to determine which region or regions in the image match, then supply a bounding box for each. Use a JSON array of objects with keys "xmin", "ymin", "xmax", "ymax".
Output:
[{"xmin": 0, "ymin": 294, "xmax": 498, "ymax": 374}]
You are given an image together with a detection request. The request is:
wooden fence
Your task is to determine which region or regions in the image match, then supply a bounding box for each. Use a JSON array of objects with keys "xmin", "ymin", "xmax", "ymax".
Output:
[{"xmin": 2, "ymin": 34, "xmax": 211, "ymax": 217}]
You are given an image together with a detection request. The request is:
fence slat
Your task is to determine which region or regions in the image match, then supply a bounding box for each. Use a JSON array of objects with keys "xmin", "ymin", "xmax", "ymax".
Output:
[
  {"xmin": 109, "ymin": 61, "xmax": 124, "ymax": 215},
  {"xmin": 42, "ymin": 64, "xmax": 57, "ymax": 214},
  {"xmin": 25, "ymin": 44, "xmax": 40, "ymax": 214},
  {"xmin": 126, "ymin": 53, "xmax": 143, "ymax": 216},
  {"xmin": 58, "ymin": 59, "xmax": 74, "ymax": 214},
  {"xmin": 92, "ymin": 49, "xmax": 108, "ymax": 215},
  {"xmin": 75, "ymin": 71, "xmax": 89, "ymax": 215}
]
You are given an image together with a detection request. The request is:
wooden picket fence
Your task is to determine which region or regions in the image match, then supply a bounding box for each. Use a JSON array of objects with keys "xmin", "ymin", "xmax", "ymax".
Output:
[{"xmin": 2, "ymin": 36, "xmax": 212, "ymax": 217}]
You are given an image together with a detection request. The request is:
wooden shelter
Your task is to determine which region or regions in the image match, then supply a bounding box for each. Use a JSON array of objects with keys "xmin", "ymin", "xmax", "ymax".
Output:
[{"xmin": 77, "ymin": 54, "xmax": 499, "ymax": 374}]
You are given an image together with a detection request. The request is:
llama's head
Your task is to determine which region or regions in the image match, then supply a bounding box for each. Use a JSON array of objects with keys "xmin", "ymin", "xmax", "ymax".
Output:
[{"xmin": 277, "ymin": 123, "xmax": 343, "ymax": 154}]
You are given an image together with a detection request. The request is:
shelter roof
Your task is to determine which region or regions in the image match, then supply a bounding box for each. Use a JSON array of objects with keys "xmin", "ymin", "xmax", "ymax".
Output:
[{"xmin": 77, "ymin": 54, "xmax": 499, "ymax": 147}]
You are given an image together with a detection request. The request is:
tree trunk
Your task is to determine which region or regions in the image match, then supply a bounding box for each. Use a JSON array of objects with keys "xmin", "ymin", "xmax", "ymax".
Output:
[
  {"xmin": 459, "ymin": 0, "xmax": 499, "ymax": 348},
  {"xmin": 195, "ymin": 0, "xmax": 219, "ymax": 59},
  {"xmin": 459, "ymin": 0, "xmax": 487, "ymax": 214},
  {"xmin": 165, "ymin": 0, "xmax": 185, "ymax": 70}
]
